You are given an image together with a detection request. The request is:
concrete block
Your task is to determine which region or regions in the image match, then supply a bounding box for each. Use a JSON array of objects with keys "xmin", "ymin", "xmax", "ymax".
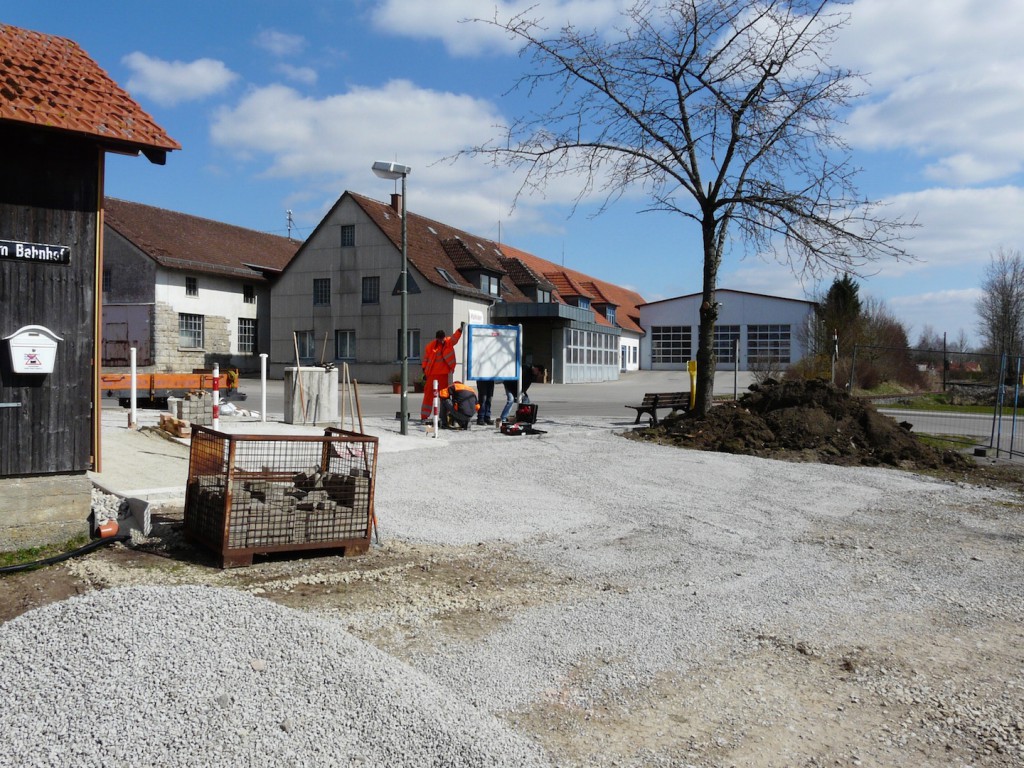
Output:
[{"xmin": 0, "ymin": 474, "xmax": 92, "ymax": 552}]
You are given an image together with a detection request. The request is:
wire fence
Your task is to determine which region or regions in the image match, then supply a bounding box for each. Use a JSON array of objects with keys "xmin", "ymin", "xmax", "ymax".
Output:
[{"xmin": 846, "ymin": 346, "xmax": 1024, "ymax": 461}]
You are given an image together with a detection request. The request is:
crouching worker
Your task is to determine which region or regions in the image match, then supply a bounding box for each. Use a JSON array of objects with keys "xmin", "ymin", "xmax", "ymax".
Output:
[{"xmin": 439, "ymin": 381, "xmax": 477, "ymax": 430}]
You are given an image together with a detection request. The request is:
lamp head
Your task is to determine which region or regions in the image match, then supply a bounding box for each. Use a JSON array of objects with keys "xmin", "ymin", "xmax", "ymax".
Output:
[{"xmin": 372, "ymin": 161, "xmax": 411, "ymax": 180}]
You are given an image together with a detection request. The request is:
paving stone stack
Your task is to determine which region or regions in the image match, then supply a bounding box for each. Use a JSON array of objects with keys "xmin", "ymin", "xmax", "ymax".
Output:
[{"xmin": 167, "ymin": 392, "xmax": 214, "ymax": 426}]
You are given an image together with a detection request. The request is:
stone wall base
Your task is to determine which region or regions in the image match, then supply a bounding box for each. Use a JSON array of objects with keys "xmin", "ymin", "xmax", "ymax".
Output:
[{"xmin": 0, "ymin": 474, "xmax": 92, "ymax": 552}]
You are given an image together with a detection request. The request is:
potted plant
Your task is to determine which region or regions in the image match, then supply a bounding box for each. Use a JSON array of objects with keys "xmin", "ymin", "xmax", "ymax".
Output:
[
  {"xmin": 388, "ymin": 371, "xmax": 403, "ymax": 394},
  {"xmin": 414, "ymin": 374, "xmax": 426, "ymax": 393}
]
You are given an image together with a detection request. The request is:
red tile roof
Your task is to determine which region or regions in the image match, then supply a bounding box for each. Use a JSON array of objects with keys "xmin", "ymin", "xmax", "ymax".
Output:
[
  {"xmin": 510, "ymin": 250, "xmax": 648, "ymax": 335},
  {"xmin": 348, "ymin": 192, "xmax": 647, "ymax": 334},
  {"xmin": 104, "ymin": 198, "xmax": 300, "ymax": 281},
  {"xmin": 0, "ymin": 24, "xmax": 179, "ymax": 162}
]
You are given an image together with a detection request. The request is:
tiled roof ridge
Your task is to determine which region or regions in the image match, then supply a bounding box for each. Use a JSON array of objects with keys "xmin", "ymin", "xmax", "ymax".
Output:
[
  {"xmin": 350, "ymin": 192, "xmax": 501, "ymax": 253},
  {"xmin": 105, "ymin": 197, "xmax": 296, "ymax": 245}
]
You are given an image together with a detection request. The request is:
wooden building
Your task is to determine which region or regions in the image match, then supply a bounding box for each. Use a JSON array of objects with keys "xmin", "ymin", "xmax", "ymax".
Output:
[{"xmin": 0, "ymin": 24, "xmax": 178, "ymax": 549}]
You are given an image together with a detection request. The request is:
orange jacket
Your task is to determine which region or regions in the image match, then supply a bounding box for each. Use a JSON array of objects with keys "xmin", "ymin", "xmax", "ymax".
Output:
[{"xmin": 421, "ymin": 326, "xmax": 463, "ymax": 377}]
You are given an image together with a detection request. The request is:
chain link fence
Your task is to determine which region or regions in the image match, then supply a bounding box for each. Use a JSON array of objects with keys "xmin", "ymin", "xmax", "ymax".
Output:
[{"xmin": 844, "ymin": 346, "xmax": 1024, "ymax": 460}]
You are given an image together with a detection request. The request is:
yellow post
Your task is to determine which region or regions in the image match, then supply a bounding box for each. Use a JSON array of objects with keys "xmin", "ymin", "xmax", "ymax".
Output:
[{"xmin": 687, "ymin": 360, "xmax": 697, "ymax": 410}]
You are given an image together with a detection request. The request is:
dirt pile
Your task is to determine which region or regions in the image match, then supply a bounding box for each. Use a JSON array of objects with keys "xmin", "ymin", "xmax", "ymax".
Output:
[{"xmin": 629, "ymin": 378, "xmax": 971, "ymax": 470}]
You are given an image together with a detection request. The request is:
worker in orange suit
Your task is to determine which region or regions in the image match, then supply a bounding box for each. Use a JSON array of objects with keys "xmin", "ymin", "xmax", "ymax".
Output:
[{"xmin": 420, "ymin": 322, "xmax": 464, "ymax": 421}]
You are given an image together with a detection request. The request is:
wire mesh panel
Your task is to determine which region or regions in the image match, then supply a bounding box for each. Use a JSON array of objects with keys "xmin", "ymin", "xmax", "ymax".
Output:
[{"xmin": 184, "ymin": 426, "xmax": 378, "ymax": 567}]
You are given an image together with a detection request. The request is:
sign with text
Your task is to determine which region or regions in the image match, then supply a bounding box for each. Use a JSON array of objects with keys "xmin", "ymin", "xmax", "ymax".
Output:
[{"xmin": 0, "ymin": 239, "xmax": 71, "ymax": 264}]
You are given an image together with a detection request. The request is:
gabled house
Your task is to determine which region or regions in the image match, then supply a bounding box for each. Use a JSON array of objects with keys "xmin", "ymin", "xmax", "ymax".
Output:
[
  {"xmin": 0, "ymin": 23, "xmax": 178, "ymax": 547},
  {"xmin": 639, "ymin": 289, "xmax": 817, "ymax": 371},
  {"xmin": 270, "ymin": 191, "xmax": 646, "ymax": 383},
  {"xmin": 102, "ymin": 198, "xmax": 299, "ymax": 372}
]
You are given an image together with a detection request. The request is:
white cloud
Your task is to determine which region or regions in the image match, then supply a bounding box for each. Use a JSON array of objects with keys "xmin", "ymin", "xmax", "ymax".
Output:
[
  {"xmin": 209, "ymin": 80, "xmax": 553, "ymax": 234},
  {"xmin": 837, "ymin": 0, "xmax": 1024, "ymax": 185},
  {"xmin": 254, "ymin": 29, "xmax": 306, "ymax": 57},
  {"xmin": 122, "ymin": 52, "xmax": 239, "ymax": 106},
  {"xmin": 369, "ymin": 0, "xmax": 630, "ymax": 56},
  {"xmin": 276, "ymin": 63, "xmax": 318, "ymax": 85}
]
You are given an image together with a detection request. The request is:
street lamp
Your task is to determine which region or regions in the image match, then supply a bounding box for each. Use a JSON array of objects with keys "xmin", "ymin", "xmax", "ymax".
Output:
[{"xmin": 372, "ymin": 160, "xmax": 412, "ymax": 435}]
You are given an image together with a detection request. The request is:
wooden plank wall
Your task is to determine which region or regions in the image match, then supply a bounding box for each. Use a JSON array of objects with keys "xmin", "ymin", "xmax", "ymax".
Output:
[{"xmin": 0, "ymin": 125, "xmax": 100, "ymax": 476}]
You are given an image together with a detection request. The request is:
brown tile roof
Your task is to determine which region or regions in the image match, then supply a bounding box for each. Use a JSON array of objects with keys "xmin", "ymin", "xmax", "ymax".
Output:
[
  {"xmin": 104, "ymin": 198, "xmax": 300, "ymax": 281},
  {"xmin": 344, "ymin": 192, "xmax": 646, "ymax": 331},
  {"xmin": 510, "ymin": 250, "xmax": 648, "ymax": 335},
  {"xmin": 0, "ymin": 24, "xmax": 179, "ymax": 162},
  {"xmin": 349, "ymin": 193, "xmax": 530, "ymax": 302},
  {"xmin": 497, "ymin": 246, "xmax": 556, "ymax": 293}
]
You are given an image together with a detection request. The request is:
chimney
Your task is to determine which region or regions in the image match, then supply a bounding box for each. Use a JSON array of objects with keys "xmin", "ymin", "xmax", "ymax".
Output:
[{"xmin": 390, "ymin": 193, "xmax": 402, "ymax": 213}]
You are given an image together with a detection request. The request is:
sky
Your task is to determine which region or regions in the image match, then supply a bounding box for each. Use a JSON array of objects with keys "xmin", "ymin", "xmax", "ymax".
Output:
[{"xmin": 7, "ymin": 0, "xmax": 1024, "ymax": 347}]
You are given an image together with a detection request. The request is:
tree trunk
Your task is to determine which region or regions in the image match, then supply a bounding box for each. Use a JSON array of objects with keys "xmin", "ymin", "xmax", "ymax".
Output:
[{"xmin": 694, "ymin": 222, "xmax": 720, "ymax": 417}]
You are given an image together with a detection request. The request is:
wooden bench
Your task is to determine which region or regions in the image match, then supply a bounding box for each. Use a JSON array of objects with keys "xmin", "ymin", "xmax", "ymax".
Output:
[{"xmin": 625, "ymin": 392, "xmax": 690, "ymax": 426}]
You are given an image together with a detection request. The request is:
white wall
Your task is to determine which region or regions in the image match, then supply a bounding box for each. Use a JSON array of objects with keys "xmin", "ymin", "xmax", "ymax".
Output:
[{"xmin": 639, "ymin": 290, "xmax": 815, "ymax": 371}]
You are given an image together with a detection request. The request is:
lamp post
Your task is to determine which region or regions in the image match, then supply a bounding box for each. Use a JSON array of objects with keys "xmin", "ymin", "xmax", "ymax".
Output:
[{"xmin": 372, "ymin": 160, "xmax": 412, "ymax": 435}]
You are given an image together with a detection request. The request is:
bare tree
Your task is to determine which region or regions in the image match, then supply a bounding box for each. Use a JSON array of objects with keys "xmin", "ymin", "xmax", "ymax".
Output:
[
  {"xmin": 468, "ymin": 0, "xmax": 912, "ymax": 415},
  {"xmin": 975, "ymin": 247, "xmax": 1024, "ymax": 358}
]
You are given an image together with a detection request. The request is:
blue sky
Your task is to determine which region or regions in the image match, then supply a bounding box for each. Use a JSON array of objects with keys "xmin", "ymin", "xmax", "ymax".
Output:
[{"xmin": 8, "ymin": 0, "xmax": 1024, "ymax": 347}]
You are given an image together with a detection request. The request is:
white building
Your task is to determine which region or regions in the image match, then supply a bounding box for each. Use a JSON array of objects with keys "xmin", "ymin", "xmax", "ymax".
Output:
[{"xmin": 639, "ymin": 289, "xmax": 817, "ymax": 371}]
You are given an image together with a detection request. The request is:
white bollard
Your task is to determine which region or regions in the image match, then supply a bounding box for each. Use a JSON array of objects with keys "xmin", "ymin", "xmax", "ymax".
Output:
[
  {"xmin": 260, "ymin": 353, "xmax": 268, "ymax": 423},
  {"xmin": 129, "ymin": 347, "xmax": 138, "ymax": 429},
  {"xmin": 431, "ymin": 379, "xmax": 439, "ymax": 438}
]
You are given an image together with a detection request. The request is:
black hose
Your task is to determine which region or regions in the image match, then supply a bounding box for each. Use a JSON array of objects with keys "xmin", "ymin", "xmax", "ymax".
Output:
[{"xmin": 0, "ymin": 533, "xmax": 130, "ymax": 575}]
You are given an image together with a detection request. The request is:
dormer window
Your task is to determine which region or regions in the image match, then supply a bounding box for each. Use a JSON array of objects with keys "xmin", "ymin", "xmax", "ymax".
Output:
[
  {"xmin": 481, "ymin": 275, "xmax": 499, "ymax": 295},
  {"xmin": 606, "ymin": 306, "xmax": 617, "ymax": 325},
  {"xmin": 536, "ymin": 288, "xmax": 551, "ymax": 303},
  {"xmin": 576, "ymin": 297, "xmax": 591, "ymax": 310}
]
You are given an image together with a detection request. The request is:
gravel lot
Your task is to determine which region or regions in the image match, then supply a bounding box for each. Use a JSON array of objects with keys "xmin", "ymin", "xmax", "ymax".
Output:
[{"xmin": 2, "ymin": 416, "xmax": 1023, "ymax": 767}]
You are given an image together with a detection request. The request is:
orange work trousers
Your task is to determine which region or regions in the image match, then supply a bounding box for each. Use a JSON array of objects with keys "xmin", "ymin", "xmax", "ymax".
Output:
[{"xmin": 420, "ymin": 374, "xmax": 451, "ymax": 420}]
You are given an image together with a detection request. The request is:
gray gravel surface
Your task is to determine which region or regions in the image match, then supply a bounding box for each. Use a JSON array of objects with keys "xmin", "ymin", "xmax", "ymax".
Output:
[
  {"xmin": 0, "ymin": 585, "xmax": 552, "ymax": 768},
  {"xmin": 4, "ymin": 416, "xmax": 1024, "ymax": 766}
]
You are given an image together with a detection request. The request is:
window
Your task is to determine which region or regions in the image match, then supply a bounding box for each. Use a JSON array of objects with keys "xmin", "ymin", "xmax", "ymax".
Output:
[
  {"xmin": 436, "ymin": 268, "xmax": 458, "ymax": 284},
  {"xmin": 398, "ymin": 328, "xmax": 422, "ymax": 361},
  {"xmin": 606, "ymin": 307, "xmax": 617, "ymax": 326},
  {"xmin": 481, "ymin": 275, "xmax": 499, "ymax": 295},
  {"xmin": 536, "ymin": 288, "xmax": 551, "ymax": 303},
  {"xmin": 335, "ymin": 329, "xmax": 356, "ymax": 360},
  {"xmin": 185, "ymin": 276, "xmax": 198, "ymax": 296},
  {"xmin": 238, "ymin": 318, "xmax": 257, "ymax": 354},
  {"xmin": 243, "ymin": 284, "xmax": 256, "ymax": 304},
  {"xmin": 102, "ymin": 267, "xmax": 111, "ymax": 293},
  {"xmin": 340, "ymin": 224, "xmax": 355, "ymax": 247},
  {"xmin": 650, "ymin": 325, "xmax": 691, "ymax": 364},
  {"xmin": 179, "ymin": 313, "xmax": 204, "ymax": 348},
  {"xmin": 714, "ymin": 325, "xmax": 741, "ymax": 364},
  {"xmin": 747, "ymin": 324, "xmax": 792, "ymax": 365},
  {"xmin": 295, "ymin": 330, "xmax": 315, "ymax": 361},
  {"xmin": 313, "ymin": 277, "xmax": 331, "ymax": 306},
  {"xmin": 362, "ymin": 276, "xmax": 380, "ymax": 304}
]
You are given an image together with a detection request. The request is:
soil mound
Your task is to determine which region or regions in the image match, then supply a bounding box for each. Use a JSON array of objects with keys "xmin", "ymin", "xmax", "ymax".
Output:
[{"xmin": 628, "ymin": 378, "xmax": 971, "ymax": 470}]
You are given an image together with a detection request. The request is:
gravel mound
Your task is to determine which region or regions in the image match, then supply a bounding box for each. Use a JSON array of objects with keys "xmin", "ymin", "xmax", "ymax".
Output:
[{"xmin": 0, "ymin": 585, "xmax": 551, "ymax": 768}]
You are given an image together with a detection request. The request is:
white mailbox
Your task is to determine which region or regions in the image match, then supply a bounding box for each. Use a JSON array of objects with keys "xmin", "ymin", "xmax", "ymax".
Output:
[{"xmin": 5, "ymin": 325, "xmax": 63, "ymax": 374}]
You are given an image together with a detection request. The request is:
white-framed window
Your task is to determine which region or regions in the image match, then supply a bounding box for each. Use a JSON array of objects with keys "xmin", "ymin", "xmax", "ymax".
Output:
[
  {"xmin": 362, "ymin": 276, "xmax": 380, "ymax": 304},
  {"xmin": 185, "ymin": 276, "xmax": 198, "ymax": 296},
  {"xmin": 747, "ymin": 324, "xmax": 792, "ymax": 364},
  {"xmin": 313, "ymin": 277, "xmax": 331, "ymax": 306},
  {"xmin": 335, "ymin": 329, "xmax": 356, "ymax": 360},
  {"xmin": 340, "ymin": 224, "xmax": 355, "ymax": 247},
  {"xmin": 650, "ymin": 325, "xmax": 691, "ymax": 364},
  {"xmin": 179, "ymin": 313, "xmax": 204, "ymax": 348},
  {"xmin": 481, "ymin": 275, "xmax": 499, "ymax": 295},
  {"xmin": 295, "ymin": 330, "xmax": 315, "ymax": 361},
  {"xmin": 536, "ymin": 288, "xmax": 551, "ymax": 303},
  {"xmin": 398, "ymin": 328, "xmax": 422, "ymax": 361},
  {"xmin": 714, "ymin": 325, "xmax": 741, "ymax": 364},
  {"xmin": 238, "ymin": 318, "xmax": 257, "ymax": 354}
]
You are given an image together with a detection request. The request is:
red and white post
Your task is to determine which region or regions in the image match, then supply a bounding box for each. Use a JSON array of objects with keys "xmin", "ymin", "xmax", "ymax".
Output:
[
  {"xmin": 212, "ymin": 362, "xmax": 220, "ymax": 430},
  {"xmin": 431, "ymin": 378, "xmax": 439, "ymax": 437}
]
